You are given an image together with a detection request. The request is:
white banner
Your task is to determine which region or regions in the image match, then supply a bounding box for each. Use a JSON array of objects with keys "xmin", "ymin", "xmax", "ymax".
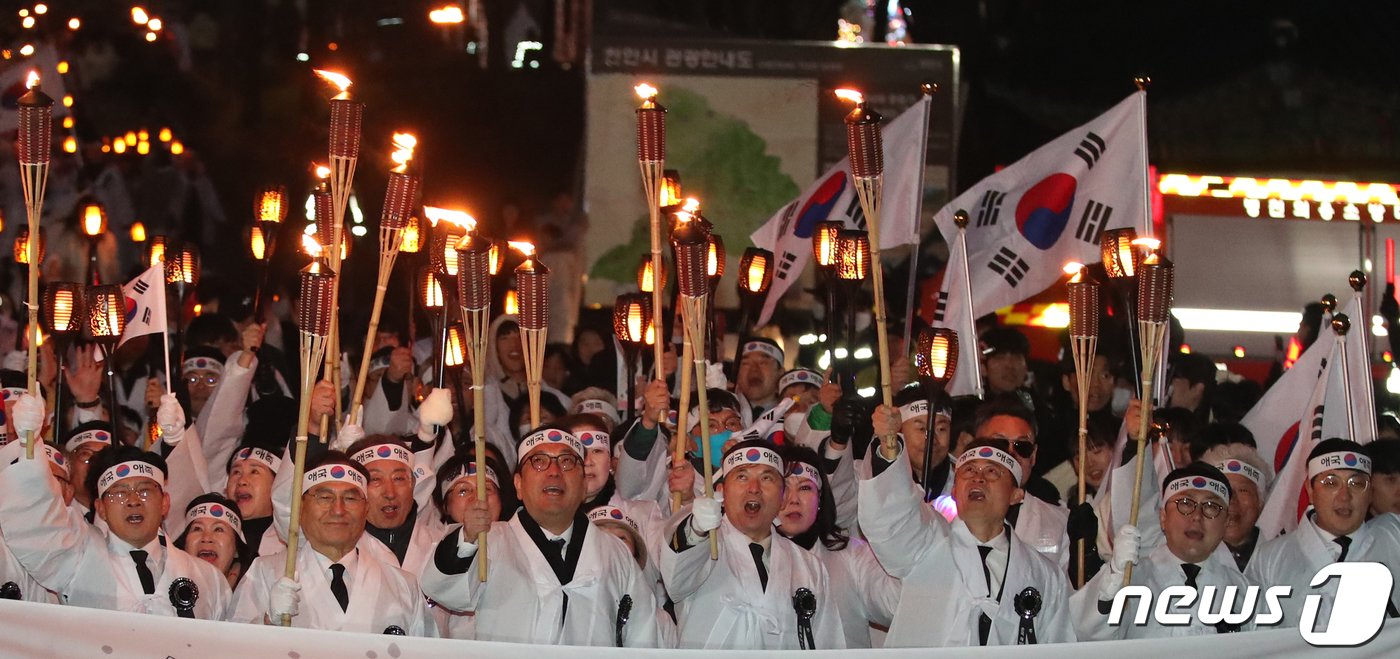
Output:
[{"xmin": 3, "ymin": 599, "xmax": 1397, "ymax": 657}]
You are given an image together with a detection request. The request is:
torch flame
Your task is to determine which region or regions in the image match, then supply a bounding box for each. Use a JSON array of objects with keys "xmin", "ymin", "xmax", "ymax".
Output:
[
  {"xmin": 507, "ymin": 241, "xmax": 536, "ymax": 257},
  {"xmin": 314, "ymin": 164, "xmax": 330, "ymax": 179},
  {"xmin": 834, "ymin": 88, "xmax": 865, "ymax": 105},
  {"xmin": 1131, "ymin": 237, "xmax": 1161, "ymax": 250},
  {"xmin": 1063, "ymin": 262, "xmax": 1085, "ymax": 283},
  {"xmin": 25, "ymin": 70, "xmax": 39, "ymax": 89},
  {"xmin": 634, "ymin": 83, "xmax": 657, "ymax": 101},
  {"xmin": 682, "ymin": 198, "xmax": 700, "ymax": 213},
  {"xmin": 314, "ymin": 69, "xmax": 353, "ymax": 100},
  {"xmin": 390, "ymin": 132, "xmax": 417, "ymax": 172},
  {"xmin": 302, "ymin": 234, "xmax": 323, "ymax": 258},
  {"xmin": 423, "ymin": 206, "xmax": 476, "ymax": 232}
]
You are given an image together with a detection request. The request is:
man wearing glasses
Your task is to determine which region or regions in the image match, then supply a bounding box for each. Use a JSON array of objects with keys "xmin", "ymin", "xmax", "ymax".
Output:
[
  {"xmin": 0, "ymin": 433, "xmax": 231, "ymax": 618},
  {"xmin": 860, "ymin": 434, "xmax": 1076, "ymax": 645},
  {"xmin": 1073, "ymin": 461, "xmax": 1254, "ymax": 638},
  {"xmin": 421, "ymin": 427, "xmax": 662, "ymax": 646},
  {"xmin": 230, "ymin": 452, "xmax": 435, "ymax": 634},
  {"xmin": 60, "ymin": 421, "xmax": 115, "ymax": 523},
  {"xmin": 1247, "ymin": 438, "xmax": 1400, "ymax": 628}
]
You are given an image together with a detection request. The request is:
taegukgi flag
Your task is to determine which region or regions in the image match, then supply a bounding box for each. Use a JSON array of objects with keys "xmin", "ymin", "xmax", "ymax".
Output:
[
  {"xmin": 118, "ymin": 263, "xmax": 169, "ymax": 348},
  {"xmin": 749, "ymin": 94, "xmax": 929, "ymax": 326},
  {"xmin": 932, "ymin": 92, "xmax": 1147, "ymax": 396}
]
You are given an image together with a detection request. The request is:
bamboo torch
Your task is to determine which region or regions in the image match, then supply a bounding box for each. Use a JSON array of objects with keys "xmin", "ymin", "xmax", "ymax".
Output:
[
  {"xmin": 349, "ymin": 134, "xmax": 420, "ymax": 418},
  {"xmin": 281, "ymin": 264, "xmax": 336, "ymax": 626},
  {"xmin": 512, "ymin": 242, "xmax": 550, "ymax": 427},
  {"xmin": 635, "ymin": 83, "xmax": 668, "ymax": 419},
  {"xmin": 457, "ymin": 232, "xmax": 493, "ymax": 581},
  {"xmin": 1123, "ymin": 250, "xmax": 1173, "ymax": 586},
  {"xmin": 674, "ymin": 220, "xmax": 720, "ymax": 559},
  {"xmin": 1065, "ymin": 262, "xmax": 1100, "ymax": 588},
  {"xmin": 836, "ymin": 89, "xmax": 896, "ymax": 424},
  {"xmin": 668, "ymin": 208, "xmax": 707, "ymax": 515},
  {"xmin": 17, "ymin": 71, "xmax": 51, "ymax": 460},
  {"xmin": 317, "ymin": 70, "xmax": 362, "ymax": 433}
]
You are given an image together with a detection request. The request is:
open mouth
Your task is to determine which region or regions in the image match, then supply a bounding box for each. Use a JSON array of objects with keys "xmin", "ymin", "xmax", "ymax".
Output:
[
  {"xmin": 125, "ymin": 513, "xmax": 145, "ymax": 525},
  {"xmin": 234, "ymin": 491, "xmax": 253, "ymax": 504},
  {"xmin": 1185, "ymin": 529, "xmax": 1204, "ymax": 541},
  {"xmin": 196, "ymin": 549, "xmax": 219, "ymax": 562},
  {"xmin": 967, "ymin": 488, "xmax": 987, "ymax": 502},
  {"xmin": 743, "ymin": 500, "xmax": 762, "ymax": 514},
  {"xmin": 380, "ymin": 504, "xmax": 400, "ymax": 517},
  {"xmin": 542, "ymin": 485, "xmax": 564, "ymax": 496}
]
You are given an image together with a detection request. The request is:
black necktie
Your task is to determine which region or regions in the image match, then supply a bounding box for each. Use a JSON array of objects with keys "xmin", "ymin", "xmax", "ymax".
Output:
[
  {"xmin": 329, "ymin": 564, "xmax": 349, "ymax": 612},
  {"xmin": 749, "ymin": 543, "xmax": 768, "ymax": 592},
  {"xmin": 978, "ymin": 545, "xmax": 994, "ymax": 646},
  {"xmin": 129, "ymin": 550, "xmax": 155, "ymax": 594},
  {"xmin": 1334, "ymin": 536, "xmax": 1352, "ymax": 561},
  {"xmin": 551, "ymin": 538, "xmax": 567, "ymax": 558},
  {"xmin": 1182, "ymin": 564, "xmax": 1239, "ymax": 633}
]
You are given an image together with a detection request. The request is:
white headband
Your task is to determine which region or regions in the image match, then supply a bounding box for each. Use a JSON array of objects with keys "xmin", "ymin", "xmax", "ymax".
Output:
[
  {"xmin": 182, "ymin": 357, "xmax": 224, "ymax": 374},
  {"xmin": 1163, "ymin": 475, "xmax": 1231, "ymax": 505},
  {"xmin": 1214, "ymin": 459, "xmax": 1265, "ymax": 492},
  {"xmin": 351, "ymin": 443, "xmax": 413, "ymax": 468},
  {"xmin": 778, "ymin": 369, "xmax": 823, "ymax": 393},
  {"xmin": 587, "ymin": 506, "xmax": 639, "ymax": 534},
  {"xmin": 956, "ymin": 446, "xmax": 1024, "ymax": 486},
  {"xmin": 743, "ymin": 341, "xmax": 783, "ymax": 365},
  {"xmin": 442, "ymin": 462, "xmax": 499, "ymax": 495},
  {"xmin": 575, "ymin": 399, "xmax": 621, "ymax": 424},
  {"xmin": 787, "ymin": 461, "xmax": 822, "ymax": 490},
  {"xmin": 64, "ymin": 427, "xmax": 113, "ymax": 453},
  {"xmin": 185, "ymin": 501, "xmax": 245, "ymax": 543},
  {"xmin": 301, "ymin": 463, "xmax": 367, "ymax": 495},
  {"xmin": 1308, "ymin": 451, "xmax": 1372, "ymax": 478},
  {"xmin": 721, "ymin": 446, "xmax": 784, "ymax": 479},
  {"xmin": 518, "ymin": 429, "xmax": 584, "ymax": 463},
  {"xmin": 899, "ymin": 400, "xmax": 929, "ymax": 423},
  {"xmin": 576, "ymin": 429, "xmax": 611, "ymax": 454},
  {"xmin": 41, "ymin": 444, "xmax": 69, "ymax": 477},
  {"xmin": 232, "ymin": 446, "xmax": 281, "ymax": 473},
  {"xmin": 97, "ymin": 460, "xmax": 166, "ymax": 497},
  {"xmin": 1, "ymin": 387, "xmax": 28, "ymax": 402}
]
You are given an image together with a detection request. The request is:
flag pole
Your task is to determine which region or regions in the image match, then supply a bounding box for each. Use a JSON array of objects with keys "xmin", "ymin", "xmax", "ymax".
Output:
[
  {"xmin": 952, "ymin": 210, "xmax": 984, "ymax": 398},
  {"xmin": 1347, "ymin": 271, "xmax": 1378, "ymax": 440},
  {"xmin": 161, "ymin": 271, "xmax": 173, "ymax": 396},
  {"xmin": 1135, "ymin": 77, "xmax": 1152, "ymax": 239},
  {"xmin": 1331, "ymin": 314, "xmax": 1358, "ymax": 441},
  {"xmin": 901, "ymin": 85, "xmax": 937, "ymax": 349}
]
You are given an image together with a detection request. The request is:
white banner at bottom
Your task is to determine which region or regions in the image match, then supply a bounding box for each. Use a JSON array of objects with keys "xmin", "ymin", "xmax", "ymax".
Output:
[{"xmin": 2, "ymin": 599, "xmax": 1396, "ymax": 657}]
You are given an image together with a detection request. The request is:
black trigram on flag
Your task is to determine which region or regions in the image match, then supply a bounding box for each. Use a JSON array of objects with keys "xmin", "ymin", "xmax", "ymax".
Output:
[
  {"xmin": 1075, "ymin": 200, "xmax": 1113, "ymax": 243},
  {"xmin": 932, "ymin": 291, "xmax": 949, "ymax": 323},
  {"xmin": 975, "ymin": 190, "xmax": 1006, "ymax": 227},
  {"xmin": 132, "ymin": 279, "xmax": 150, "ymax": 295},
  {"xmin": 1073, "ymin": 132, "xmax": 1106, "ymax": 169},
  {"xmin": 775, "ymin": 251, "xmax": 799, "ymax": 281},
  {"xmin": 987, "ymin": 247, "xmax": 1029, "ymax": 288}
]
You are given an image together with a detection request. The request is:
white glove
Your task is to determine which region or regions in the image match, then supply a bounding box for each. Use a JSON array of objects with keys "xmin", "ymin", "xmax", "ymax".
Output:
[
  {"xmin": 2, "ymin": 351, "xmax": 25, "ymax": 372},
  {"xmin": 1099, "ymin": 524, "xmax": 1141, "ymax": 601},
  {"xmin": 418, "ymin": 388, "xmax": 453, "ymax": 440},
  {"xmin": 267, "ymin": 577, "xmax": 301, "ymax": 620},
  {"xmin": 156, "ymin": 393, "xmax": 186, "ymax": 444},
  {"xmin": 12, "ymin": 393, "xmax": 44, "ymax": 441},
  {"xmin": 689, "ymin": 496, "xmax": 722, "ymax": 535},
  {"xmin": 705, "ymin": 362, "xmax": 728, "ymax": 389},
  {"xmin": 331, "ymin": 410, "xmax": 365, "ymax": 452}
]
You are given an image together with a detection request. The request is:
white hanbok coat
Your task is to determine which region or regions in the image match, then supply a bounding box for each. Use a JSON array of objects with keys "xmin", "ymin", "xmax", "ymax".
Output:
[
  {"xmin": 1247, "ymin": 511, "xmax": 1400, "ymax": 629},
  {"xmin": 197, "ymin": 351, "xmax": 257, "ymax": 493},
  {"xmin": 0, "ymin": 456, "xmax": 231, "ymax": 618},
  {"xmin": 811, "ymin": 538, "xmax": 899, "ymax": 648},
  {"xmin": 229, "ymin": 541, "xmax": 436, "ymax": 636},
  {"xmin": 0, "ymin": 527, "xmax": 57, "ymax": 604},
  {"xmin": 1073, "ymin": 542, "xmax": 1256, "ymax": 639},
  {"xmin": 858, "ymin": 446, "xmax": 1076, "ymax": 646},
  {"xmin": 661, "ymin": 512, "xmax": 846, "ymax": 649},
  {"xmin": 419, "ymin": 513, "xmax": 663, "ymax": 647}
]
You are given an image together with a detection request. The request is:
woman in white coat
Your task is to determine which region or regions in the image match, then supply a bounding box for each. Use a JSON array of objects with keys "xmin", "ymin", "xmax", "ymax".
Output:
[
  {"xmin": 776, "ymin": 445, "xmax": 899, "ymax": 648},
  {"xmin": 859, "ymin": 430, "xmax": 1077, "ymax": 646},
  {"xmin": 661, "ymin": 440, "xmax": 845, "ymax": 649}
]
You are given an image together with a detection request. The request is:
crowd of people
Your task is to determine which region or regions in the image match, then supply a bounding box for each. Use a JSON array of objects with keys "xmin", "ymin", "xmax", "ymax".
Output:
[{"xmin": 0, "ymin": 264, "xmax": 1397, "ymax": 649}]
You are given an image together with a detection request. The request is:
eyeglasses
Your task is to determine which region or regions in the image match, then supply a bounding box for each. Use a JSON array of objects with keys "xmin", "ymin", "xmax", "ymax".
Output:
[
  {"xmin": 956, "ymin": 463, "xmax": 1008, "ymax": 482},
  {"xmin": 1172, "ymin": 497, "xmax": 1226, "ymax": 520},
  {"xmin": 975, "ymin": 436, "xmax": 1036, "ymax": 459},
  {"xmin": 185, "ymin": 374, "xmax": 220, "ymax": 387},
  {"xmin": 1315, "ymin": 473, "xmax": 1371, "ymax": 492},
  {"xmin": 72, "ymin": 446, "xmax": 101, "ymax": 465},
  {"xmin": 447, "ymin": 483, "xmax": 497, "ymax": 499},
  {"xmin": 305, "ymin": 490, "xmax": 367, "ymax": 508},
  {"xmin": 102, "ymin": 485, "xmax": 162, "ymax": 504},
  {"xmin": 523, "ymin": 452, "xmax": 582, "ymax": 472}
]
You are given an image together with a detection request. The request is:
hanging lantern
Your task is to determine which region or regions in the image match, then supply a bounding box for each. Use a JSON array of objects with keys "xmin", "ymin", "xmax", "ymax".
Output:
[
  {"xmin": 129, "ymin": 221, "xmax": 147, "ymax": 243},
  {"xmin": 503, "ymin": 288, "xmax": 519, "ymax": 316},
  {"xmin": 173, "ymin": 244, "xmax": 200, "ymax": 286},
  {"xmin": 1100, "ymin": 228, "xmax": 1141, "ymax": 279},
  {"xmin": 146, "ymin": 235, "xmax": 169, "ymax": 267},
  {"xmin": 812, "ymin": 221, "xmax": 843, "ymax": 270},
  {"xmin": 81, "ymin": 202, "xmax": 107, "ymax": 237},
  {"xmin": 914, "ymin": 326, "xmax": 959, "ymax": 385},
  {"xmin": 738, "ymin": 247, "xmax": 774, "ymax": 295},
  {"xmin": 249, "ymin": 224, "xmax": 269, "ymax": 261},
  {"xmin": 14, "ymin": 227, "xmax": 44, "ymax": 265},
  {"xmin": 835, "ymin": 230, "xmax": 871, "ymax": 282},
  {"xmin": 84, "ymin": 285, "xmax": 126, "ymax": 343},
  {"xmin": 256, "ymin": 184, "xmax": 288, "ymax": 225},
  {"xmin": 399, "ymin": 214, "xmax": 423, "ymax": 253},
  {"xmin": 659, "ymin": 169, "xmax": 682, "ymax": 209},
  {"xmin": 612, "ymin": 293, "xmax": 652, "ymax": 345},
  {"xmin": 41, "ymin": 282, "xmax": 84, "ymax": 337},
  {"xmin": 444, "ymin": 323, "xmax": 466, "ymax": 369},
  {"xmin": 707, "ymin": 234, "xmax": 726, "ymax": 282},
  {"xmin": 419, "ymin": 267, "xmax": 444, "ymax": 310}
]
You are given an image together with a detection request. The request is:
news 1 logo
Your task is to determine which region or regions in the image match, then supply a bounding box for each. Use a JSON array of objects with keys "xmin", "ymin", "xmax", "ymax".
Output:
[{"xmin": 1109, "ymin": 562, "xmax": 1394, "ymax": 647}]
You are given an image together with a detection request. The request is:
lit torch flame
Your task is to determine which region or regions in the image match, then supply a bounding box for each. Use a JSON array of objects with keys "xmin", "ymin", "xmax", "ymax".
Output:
[
  {"xmin": 314, "ymin": 69, "xmax": 353, "ymax": 100},
  {"xmin": 314, "ymin": 164, "xmax": 331, "ymax": 180},
  {"xmin": 302, "ymin": 234, "xmax": 323, "ymax": 258},
  {"xmin": 1131, "ymin": 237, "xmax": 1161, "ymax": 250},
  {"xmin": 634, "ymin": 83, "xmax": 658, "ymax": 102},
  {"xmin": 507, "ymin": 241, "xmax": 536, "ymax": 257},
  {"xmin": 423, "ymin": 206, "xmax": 476, "ymax": 232},
  {"xmin": 390, "ymin": 132, "xmax": 417, "ymax": 173},
  {"xmin": 834, "ymin": 88, "xmax": 865, "ymax": 105},
  {"xmin": 682, "ymin": 198, "xmax": 700, "ymax": 213},
  {"xmin": 1063, "ymin": 262, "xmax": 1085, "ymax": 283},
  {"xmin": 25, "ymin": 70, "xmax": 39, "ymax": 89}
]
